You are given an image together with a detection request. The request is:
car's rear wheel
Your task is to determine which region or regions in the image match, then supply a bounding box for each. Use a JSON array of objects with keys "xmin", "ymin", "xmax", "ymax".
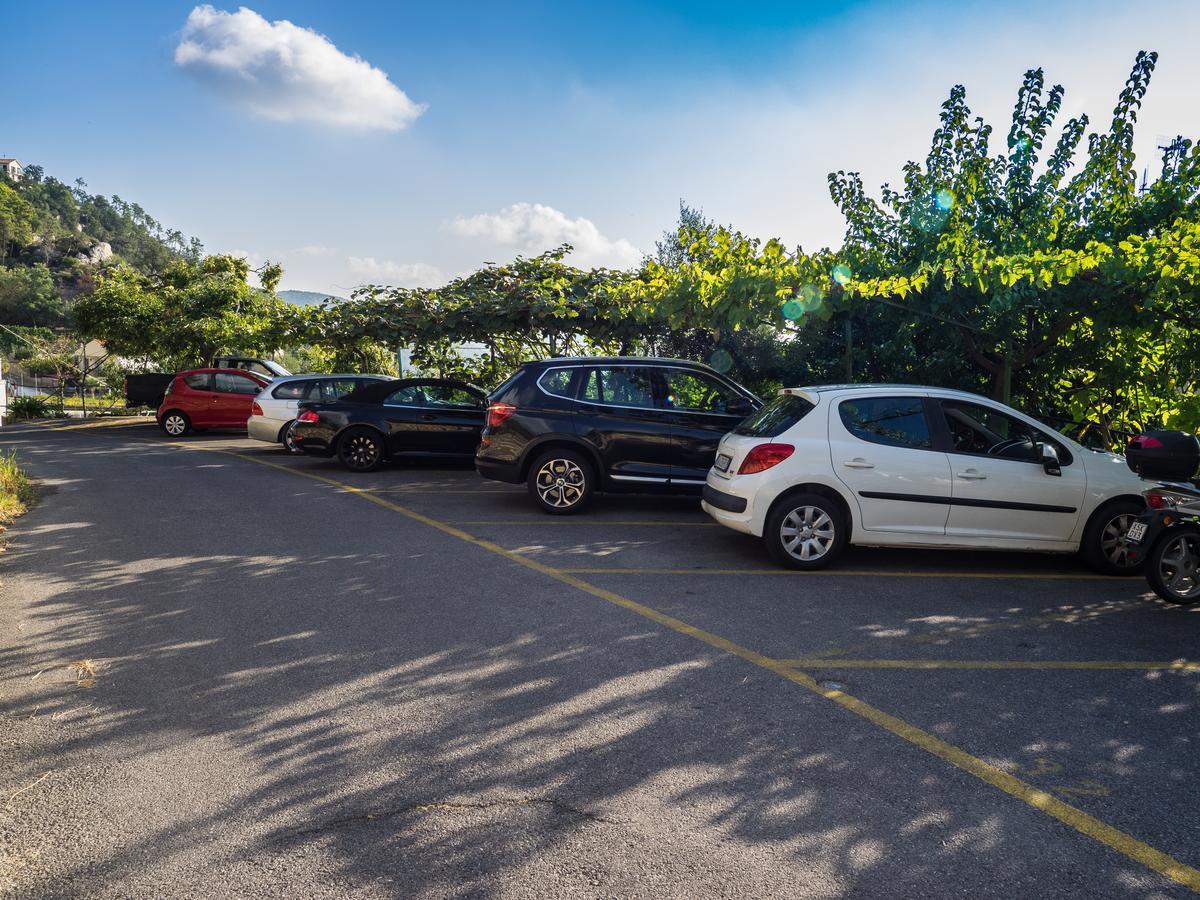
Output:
[
  {"xmin": 528, "ymin": 449, "xmax": 593, "ymax": 514},
  {"xmin": 160, "ymin": 410, "xmax": 191, "ymax": 437},
  {"xmin": 338, "ymin": 427, "xmax": 384, "ymax": 473},
  {"xmin": 764, "ymin": 492, "xmax": 848, "ymax": 570},
  {"xmin": 1081, "ymin": 500, "xmax": 1145, "ymax": 575},
  {"xmin": 1146, "ymin": 527, "xmax": 1200, "ymax": 604},
  {"xmin": 281, "ymin": 421, "xmax": 303, "ymax": 454}
]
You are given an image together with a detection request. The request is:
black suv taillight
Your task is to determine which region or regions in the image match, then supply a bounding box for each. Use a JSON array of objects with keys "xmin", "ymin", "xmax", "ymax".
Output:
[
  {"xmin": 296, "ymin": 409, "xmax": 320, "ymax": 424},
  {"xmin": 487, "ymin": 403, "xmax": 517, "ymax": 428}
]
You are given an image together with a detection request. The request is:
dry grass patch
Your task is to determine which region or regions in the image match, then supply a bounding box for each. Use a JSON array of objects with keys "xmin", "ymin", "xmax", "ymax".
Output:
[{"xmin": 66, "ymin": 660, "xmax": 97, "ymax": 688}]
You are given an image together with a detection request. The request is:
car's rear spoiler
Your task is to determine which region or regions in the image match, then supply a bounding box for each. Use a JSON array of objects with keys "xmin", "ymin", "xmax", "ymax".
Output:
[{"xmin": 782, "ymin": 388, "xmax": 819, "ymax": 404}]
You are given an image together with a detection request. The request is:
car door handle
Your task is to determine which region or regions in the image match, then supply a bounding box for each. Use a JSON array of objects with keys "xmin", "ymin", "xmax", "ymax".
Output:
[
  {"xmin": 420, "ymin": 413, "xmax": 437, "ymax": 421},
  {"xmin": 843, "ymin": 458, "xmax": 874, "ymax": 469},
  {"xmin": 957, "ymin": 469, "xmax": 987, "ymax": 480}
]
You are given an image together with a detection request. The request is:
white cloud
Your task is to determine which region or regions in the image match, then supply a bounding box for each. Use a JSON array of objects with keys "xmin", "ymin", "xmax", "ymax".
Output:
[
  {"xmin": 347, "ymin": 256, "xmax": 444, "ymax": 287},
  {"xmin": 449, "ymin": 203, "xmax": 643, "ymax": 269},
  {"xmin": 174, "ymin": 5, "xmax": 425, "ymax": 131}
]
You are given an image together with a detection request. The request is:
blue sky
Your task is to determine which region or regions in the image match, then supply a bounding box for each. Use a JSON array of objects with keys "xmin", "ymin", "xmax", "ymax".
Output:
[{"xmin": 4, "ymin": 1, "xmax": 1199, "ymax": 296}]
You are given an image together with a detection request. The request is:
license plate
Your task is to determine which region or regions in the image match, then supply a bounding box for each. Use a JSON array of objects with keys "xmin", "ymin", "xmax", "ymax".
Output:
[
  {"xmin": 1126, "ymin": 521, "xmax": 1148, "ymax": 543},
  {"xmin": 715, "ymin": 453, "xmax": 732, "ymax": 473}
]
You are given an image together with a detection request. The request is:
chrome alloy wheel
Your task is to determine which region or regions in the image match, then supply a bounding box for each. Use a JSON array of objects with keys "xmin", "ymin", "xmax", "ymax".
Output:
[
  {"xmin": 163, "ymin": 414, "xmax": 187, "ymax": 436},
  {"xmin": 283, "ymin": 422, "xmax": 300, "ymax": 453},
  {"xmin": 1156, "ymin": 532, "xmax": 1200, "ymax": 601},
  {"xmin": 535, "ymin": 458, "xmax": 586, "ymax": 509},
  {"xmin": 1100, "ymin": 512, "xmax": 1138, "ymax": 569},
  {"xmin": 780, "ymin": 506, "xmax": 836, "ymax": 562},
  {"xmin": 344, "ymin": 434, "xmax": 380, "ymax": 469}
]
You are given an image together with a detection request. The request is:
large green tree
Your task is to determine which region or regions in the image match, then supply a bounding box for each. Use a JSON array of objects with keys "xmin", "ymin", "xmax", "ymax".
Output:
[{"xmin": 75, "ymin": 255, "xmax": 300, "ymax": 370}]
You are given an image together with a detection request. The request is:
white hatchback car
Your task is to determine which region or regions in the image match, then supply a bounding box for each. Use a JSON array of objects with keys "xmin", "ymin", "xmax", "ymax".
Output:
[
  {"xmin": 248, "ymin": 374, "xmax": 388, "ymax": 452},
  {"xmin": 702, "ymin": 385, "xmax": 1149, "ymax": 574}
]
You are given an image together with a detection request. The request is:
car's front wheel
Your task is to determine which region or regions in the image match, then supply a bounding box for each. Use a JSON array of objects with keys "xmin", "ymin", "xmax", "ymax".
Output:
[
  {"xmin": 1081, "ymin": 500, "xmax": 1145, "ymax": 575},
  {"xmin": 160, "ymin": 410, "xmax": 191, "ymax": 437},
  {"xmin": 338, "ymin": 427, "xmax": 384, "ymax": 473},
  {"xmin": 764, "ymin": 493, "xmax": 848, "ymax": 570},
  {"xmin": 528, "ymin": 449, "xmax": 593, "ymax": 514}
]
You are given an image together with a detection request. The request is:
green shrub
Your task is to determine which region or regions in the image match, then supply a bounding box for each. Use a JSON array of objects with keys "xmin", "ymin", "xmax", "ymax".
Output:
[
  {"xmin": 0, "ymin": 450, "xmax": 34, "ymax": 522},
  {"xmin": 7, "ymin": 395, "xmax": 52, "ymax": 420}
]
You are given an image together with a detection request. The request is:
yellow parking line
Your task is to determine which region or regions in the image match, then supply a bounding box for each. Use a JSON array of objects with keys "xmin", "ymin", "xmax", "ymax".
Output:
[
  {"xmin": 778, "ymin": 658, "xmax": 1200, "ymax": 671},
  {"xmin": 47, "ymin": 431, "xmax": 1200, "ymax": 891},
  {"xmin": 446, "ymin": 520, "xmax": 715, "ymax": 526},
  {"xmin": 553, "ymin": 566, "xmax": 1113, "ymax": 581},
  {"xmin": 28, "ymin": 417, "xmax": 150, "ymax": 431}
]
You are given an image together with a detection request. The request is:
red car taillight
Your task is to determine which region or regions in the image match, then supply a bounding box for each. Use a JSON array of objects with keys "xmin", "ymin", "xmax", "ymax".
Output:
[
  {"xmin": 1129, "ymin": 435, "xmax": 1164, "ymax": 450},
  {"xmin": 487, "ymin": 403, "xmax": 517, "ymax": 428},
  {"xmin": 296, "ymin": 409, "xmax": 320, "ymax": 424},
  {"xmin": 737, "ymin": 443, "xmax": 795, "ymax": 475},
  {"xmin": 251, "ymin": 402, "xmax": 264, "ymax": 416}
]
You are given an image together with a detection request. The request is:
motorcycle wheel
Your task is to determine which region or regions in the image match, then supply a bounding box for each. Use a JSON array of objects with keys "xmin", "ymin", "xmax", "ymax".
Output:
[{"xmin": 1146, "ymin": 525, "xmax": 1200, "ymax": 604}]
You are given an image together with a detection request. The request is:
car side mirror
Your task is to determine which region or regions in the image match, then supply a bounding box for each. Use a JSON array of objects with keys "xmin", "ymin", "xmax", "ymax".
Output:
[
  {"xmin": 728, "ymin": 396, "xmax": 754, "ymax": 416},
  {"xmin": 1041, "ymin": 443, "xmax": 1062, "ymax": 477}
]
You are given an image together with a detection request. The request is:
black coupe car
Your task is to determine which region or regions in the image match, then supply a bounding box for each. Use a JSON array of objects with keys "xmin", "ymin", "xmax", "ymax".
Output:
[{"xmin": 292, "ymin": 378, "xmax": 488, "ymax": 472}]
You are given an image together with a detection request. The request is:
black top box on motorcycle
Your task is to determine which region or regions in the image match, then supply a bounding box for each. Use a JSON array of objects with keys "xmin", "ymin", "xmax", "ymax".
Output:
[{"xmin": 1126, "ymin": 430, "xmax": 1200, "ymax": 480}]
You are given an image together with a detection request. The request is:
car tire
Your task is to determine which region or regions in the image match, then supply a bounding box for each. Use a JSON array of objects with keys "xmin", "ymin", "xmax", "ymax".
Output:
[
  {"xmin": 1145, "ymin": 526, "xmax": 1200, "ymax": 604},
  {"xmin": 1081, "ymin": 499, "xmax": 1145, "ymax": 576},
  {"xmin": 280, "ymin": 421, "xmax": 303, "ymax": 454},
  {"xmin": 337, "ymin": 427, "xmax": 384, "ymax": 473},
  {"xmin": 764, "ymin": 492, "xmax": 848, "ymax": 570},
  {"xmin": 527, "ymin": 448, "xmax": 593, "ymax": 514},
  {"xmin": 159, "ymin": 410, "xmax": 191, "ymax": 437}
]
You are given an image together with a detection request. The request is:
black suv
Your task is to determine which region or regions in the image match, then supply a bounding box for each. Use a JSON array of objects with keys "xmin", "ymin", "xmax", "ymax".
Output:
[{"xmin": 476, "ymin": 357, "xmax": 760, "ymax": 513}]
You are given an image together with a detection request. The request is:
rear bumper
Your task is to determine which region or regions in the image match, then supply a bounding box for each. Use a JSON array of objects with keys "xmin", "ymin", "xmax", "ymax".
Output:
[
  {"xmin": 247, "ymin": 416, "xmax": 285, "ymax": 444},
  {"xmin": 476, "ymin": 455, "xmax": 522, "ymax": 484},
  {"xmin": 702, "ymin": 483, "xmax": 747, "ymax": 513}
]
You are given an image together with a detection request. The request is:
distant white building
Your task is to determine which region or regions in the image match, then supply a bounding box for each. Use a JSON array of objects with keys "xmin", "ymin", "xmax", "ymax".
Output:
[{"xmin": 0, "ymin": 159, "xmax": 21, "ymax": 181}]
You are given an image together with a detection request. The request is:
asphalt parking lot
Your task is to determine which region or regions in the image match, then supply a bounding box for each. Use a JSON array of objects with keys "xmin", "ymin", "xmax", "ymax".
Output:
[{"xmin": 1, "ymin": 418, "xmax": 1198, "ymax": 898}]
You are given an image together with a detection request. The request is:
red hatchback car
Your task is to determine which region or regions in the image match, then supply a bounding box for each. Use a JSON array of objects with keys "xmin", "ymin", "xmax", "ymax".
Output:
[{"xmin": 157, "ymin": 368, "xmax": 270, "ymax": 437}]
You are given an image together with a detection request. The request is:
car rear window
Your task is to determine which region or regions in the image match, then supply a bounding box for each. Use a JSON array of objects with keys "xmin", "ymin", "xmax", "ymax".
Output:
[
  {"xmin": 734, "ymin": 394, "xmax": 814, "ymax": 437},
  {"xmin": 183, "ymin": 374, "xmax": 210, "ymax": 390},
  {"xmin": 272, "ymin": 381, "xmax": 311, "ymax": 400}
]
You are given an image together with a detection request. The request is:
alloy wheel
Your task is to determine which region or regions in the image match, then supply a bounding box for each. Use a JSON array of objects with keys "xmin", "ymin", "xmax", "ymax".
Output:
[
  {"xmin": 780, "ymin": 506, "xmax": 835, "ymax": 562},
  {"xmin": 535, "ymin": 458, "xmax": 586, "ymax": 509},
  {"xmin": 345, "ymin": 435, "xmax": 379, "ymax": 469},
  {"xmin": 283, "ymin": 423, "xmax": 300, "ymax": 453},
  {"xmin": 1156, "ymin": 532, "xmax": 1200, "ymax": 601},
  {"xmin": 164, "ymin": 415, "xmax": 186, "ymax": 436},
  {"xmin": 1100, "ymin": 512, "xmax": 1138, "ymax": 569}
]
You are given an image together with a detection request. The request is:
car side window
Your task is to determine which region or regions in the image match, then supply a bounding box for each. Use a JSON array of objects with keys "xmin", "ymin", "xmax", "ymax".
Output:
[
  {"xmin": 941, "ymin": 400, "xmax": 1054, "ymax": 463},
  {"xmin": 423, "ymin": 385, "xmax": 481, "ymax": 408},
  {"xmin": 321, "ymin": 379, "xmax": 360, "ymax": 400},
  {"xmin": 664, "ymin": 369, "xmax": 740, "ymax": 414},
  {"xmin": 213, "ymin": 373, "xmax": 262, "ymax": 395},
  {"xmin": 272, "ymin": 381, "xmax": 311, "ymax": 400},
  {"xmin": 581, "ymin": 367, "xmax": 657, "ymax": 408},
  {"xmin": 384, "ymin": 386, "xmax": 424, "ymax": 406},
  {"xmin": 537, "ymin": 369, "xmax": 575, "ymax": 398},
  {"xmin": 183, "ymin": 374, "xmax": 210, "ymax": 390},
  {"xmin": 840, "ymin": 397, "xmax": 932, "ymax": 449}
]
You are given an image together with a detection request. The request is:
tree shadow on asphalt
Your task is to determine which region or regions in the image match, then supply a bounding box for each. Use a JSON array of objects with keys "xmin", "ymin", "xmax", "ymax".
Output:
[{"xmin": 0, "ymin": 432, "xmax": 1197, "ymax": 898}]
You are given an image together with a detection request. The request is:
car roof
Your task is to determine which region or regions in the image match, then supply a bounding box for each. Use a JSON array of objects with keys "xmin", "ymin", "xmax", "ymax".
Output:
[
  {"xmin": 524, "ymin": 356, "xmax": 713, "ymax": 369},
  {"xmin": 791, "ymin": 383, "xmax": 994, "ymax": 402},
  {"xmin": 177, "ymin": 367, "xmax": 270, "ymax": 379},
  {"xmin": 272, "ymin": 373, "xmax": 388, "ymax": 381}
]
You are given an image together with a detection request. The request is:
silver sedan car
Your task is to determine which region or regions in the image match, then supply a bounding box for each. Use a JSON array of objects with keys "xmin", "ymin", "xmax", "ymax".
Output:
[{"xmin": 248, "ymin": 374, "xmax": 389, "ymax": 453}]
